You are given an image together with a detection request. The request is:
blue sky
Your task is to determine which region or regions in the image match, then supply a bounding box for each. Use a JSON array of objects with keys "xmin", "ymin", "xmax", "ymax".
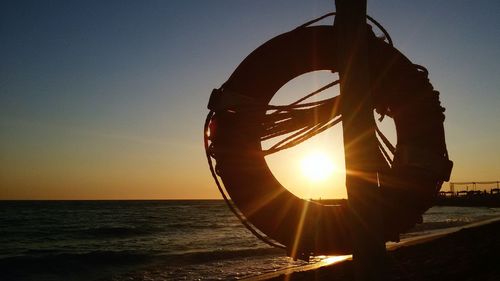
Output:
[{"xmin": 1, "ymin": 0, "xmax": 499, "ymax": 199}]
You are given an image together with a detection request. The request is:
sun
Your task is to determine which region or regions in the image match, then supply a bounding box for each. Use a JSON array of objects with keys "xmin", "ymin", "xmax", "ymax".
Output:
[{"xmin": 300, "ymin": 152, "xmax": 335, "ymax": 182}]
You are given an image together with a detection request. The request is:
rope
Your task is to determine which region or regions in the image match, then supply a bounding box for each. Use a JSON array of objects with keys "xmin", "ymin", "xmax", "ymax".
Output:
[
  {"xmin": 204, "ymin": 111, "xmax": 286, "ymax": 250},
  {"xmin": 295, "ymin": 12, "xmax": 393, "ymax": 47},
  {"xmin": 377, "ymin": 136, "xmax": 394, "ymax": 166},
  {"xmin": 261, "ymin": 81, "xmax": 341, "ymax": 154},
  {"xmin": 376, "ymin": 126, "xmax": 396, "ymax": 155},
  {"xmin": 264, "ymin": 117, "xmax": 342, "ymax": 155},
  {"xmin": 268, "ymin": 80, "xmax": 339, "ymax": 115}
]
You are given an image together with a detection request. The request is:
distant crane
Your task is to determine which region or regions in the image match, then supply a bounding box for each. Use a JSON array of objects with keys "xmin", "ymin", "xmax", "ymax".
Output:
[{"xmin": 449, "ymin": 181, "xmax": 500, "ymax": 194}]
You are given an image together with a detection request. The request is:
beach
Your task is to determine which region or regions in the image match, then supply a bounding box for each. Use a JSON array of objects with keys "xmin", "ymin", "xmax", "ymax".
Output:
[{"xmin": 261, "ymin": 220, "xmax": 500, "ymax": 281}]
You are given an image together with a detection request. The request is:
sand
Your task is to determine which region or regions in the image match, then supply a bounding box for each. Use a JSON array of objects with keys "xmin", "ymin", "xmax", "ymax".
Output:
[{"xmin": 261, "ymin": 220, "xmax": 500, "ymax": 281}]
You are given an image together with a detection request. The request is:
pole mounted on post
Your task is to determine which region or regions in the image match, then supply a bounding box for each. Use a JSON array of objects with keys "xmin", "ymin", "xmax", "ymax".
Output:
[{"xmin": 333, "ymin": 0, "xmax": 386, "ymax": 280}]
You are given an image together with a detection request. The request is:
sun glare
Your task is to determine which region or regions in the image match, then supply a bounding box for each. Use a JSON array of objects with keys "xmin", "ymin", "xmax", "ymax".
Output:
[{"xmin": 301, "ymin": 152, "xmax": 335, "ymax": 182}]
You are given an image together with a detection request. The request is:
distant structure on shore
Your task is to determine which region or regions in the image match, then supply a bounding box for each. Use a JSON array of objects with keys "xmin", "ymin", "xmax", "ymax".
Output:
[{"xmin": 437, "ymin": 181, "xmax": 500, "ymax": 207}]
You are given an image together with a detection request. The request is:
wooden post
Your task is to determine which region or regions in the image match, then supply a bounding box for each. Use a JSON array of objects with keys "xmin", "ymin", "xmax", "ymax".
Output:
[{"xmin": 333, "ymin": 0, "xmax": 386, "ymax": 280}]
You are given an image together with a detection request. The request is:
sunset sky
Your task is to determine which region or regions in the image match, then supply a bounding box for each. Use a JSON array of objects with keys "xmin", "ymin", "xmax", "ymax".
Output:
[{"xmin": 1, "ymin": 0, "xmax": 499, "ymax": 200}]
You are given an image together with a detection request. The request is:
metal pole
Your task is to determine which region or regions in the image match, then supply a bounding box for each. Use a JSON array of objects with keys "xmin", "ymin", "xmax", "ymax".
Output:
[{"xmin": 333, "ymin": 0, "xmax": 385, "ymax": 280}]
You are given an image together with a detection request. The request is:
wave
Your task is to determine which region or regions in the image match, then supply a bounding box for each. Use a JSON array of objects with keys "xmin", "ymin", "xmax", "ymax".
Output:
[
  {"xmin": 407, "ymin": 221, "xmax": 469, "ymax": 234},
  {"xmin": 77, "ymin": 225, "xmax": 161, "ymax": 238},
  {"xmin": 165, "ymin": 221, "xmax": 241, "ymax": 229},
  {"xmin": 0, "ymin": 250, "xmax": 153, "ymax": 281},
  {"xmin": 0, "ymin": 247, "xmax": 285, "ymax": 280},
  {"xmin": 162, "ymin": 247, "xmax": 284, "ymax": 265},
  {"xmin": 403, "ymin": 215, "xmax": 500, "ymax": 238}
]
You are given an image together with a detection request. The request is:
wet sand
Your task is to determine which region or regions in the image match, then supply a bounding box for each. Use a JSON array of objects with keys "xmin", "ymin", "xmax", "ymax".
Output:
[{"xmin": 261, "ymin": 220, "xmax": 500, "ymax": 281}]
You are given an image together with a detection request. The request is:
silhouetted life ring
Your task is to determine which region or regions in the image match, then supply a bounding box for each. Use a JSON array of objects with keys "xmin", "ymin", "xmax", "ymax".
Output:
[{"xmin": 205, "ymin": 25, "xmax": 452, "ymax": 257}]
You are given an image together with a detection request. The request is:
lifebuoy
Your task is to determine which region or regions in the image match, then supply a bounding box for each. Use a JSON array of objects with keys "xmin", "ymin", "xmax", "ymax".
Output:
[{"xmin": 205, "ymin": 25, "xmax": 452, "ymax": 257}]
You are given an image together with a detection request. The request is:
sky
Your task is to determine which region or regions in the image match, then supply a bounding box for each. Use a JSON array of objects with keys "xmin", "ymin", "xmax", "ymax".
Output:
[{"xmin": 1, "ymin": 0, "xmax": 499, "ymax": 200}]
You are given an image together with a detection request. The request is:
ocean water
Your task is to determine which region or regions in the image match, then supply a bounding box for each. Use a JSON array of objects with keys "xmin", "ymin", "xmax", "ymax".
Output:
[{"xmin": 0, "ymin": 200, "xmax": 499, "ymax": 281}]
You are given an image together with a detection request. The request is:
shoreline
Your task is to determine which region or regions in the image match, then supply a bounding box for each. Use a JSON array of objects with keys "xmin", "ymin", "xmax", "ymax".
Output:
[{"xmin": 247, "ymin": 216, "xmax": 500, "ymax": 281}]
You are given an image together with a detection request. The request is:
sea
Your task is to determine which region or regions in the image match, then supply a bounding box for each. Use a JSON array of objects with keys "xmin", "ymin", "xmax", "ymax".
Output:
[{"xmin": 1, "ymin": 200, "xmax": 499, "ymax": 281}]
